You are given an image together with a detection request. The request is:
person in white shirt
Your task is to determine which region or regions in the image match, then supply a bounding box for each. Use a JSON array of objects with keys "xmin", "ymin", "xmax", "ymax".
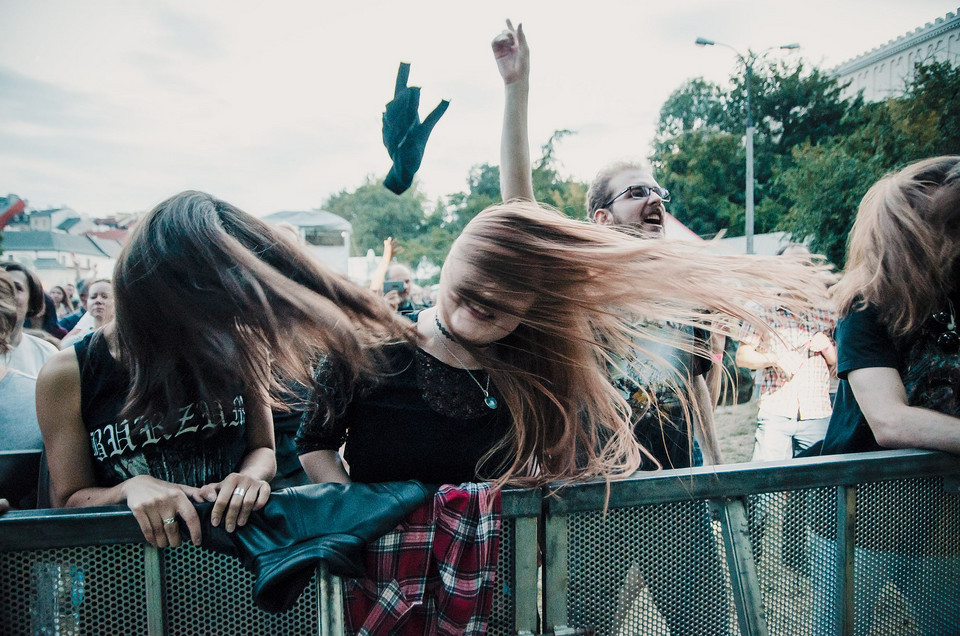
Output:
[{"xmin": 0, "ymin": 262, "xmax": 57, "ymax": 377}]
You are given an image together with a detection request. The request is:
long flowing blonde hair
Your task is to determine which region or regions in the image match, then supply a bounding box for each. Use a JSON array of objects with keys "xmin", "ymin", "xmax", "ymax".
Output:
[
  {"xmin": 447, "ymin": 201, "xmax": 829, "ymax": 487},
  {"xmin": 833, "ymin": 156, "xmax": 960, "ymax": 335}
]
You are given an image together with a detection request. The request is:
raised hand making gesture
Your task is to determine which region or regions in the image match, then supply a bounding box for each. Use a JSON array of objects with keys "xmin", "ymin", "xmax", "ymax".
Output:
[
  {"xmin": 492, "ymin": 20, "xmax": 528, "ymax": 87},
  {"xmin": 491, "ymin": 19, "xmax": 534, "ymax": 202}
]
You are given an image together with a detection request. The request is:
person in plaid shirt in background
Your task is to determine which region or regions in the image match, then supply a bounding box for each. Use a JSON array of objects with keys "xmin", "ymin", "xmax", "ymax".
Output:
[{"xmin": 736, "ymin": 243, "xmax": 838, "ymax": 462}]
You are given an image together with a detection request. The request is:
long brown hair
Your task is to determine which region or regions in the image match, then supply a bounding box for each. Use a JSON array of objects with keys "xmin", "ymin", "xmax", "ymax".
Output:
[
  {"xmin": 0, "ymin": 270, "xmax": 16, "ymax": 355},
  {"xmin": 113, "ymin": 191, "xmax": 412, "ymax": 431},
  {"xmin": 833, "ymin": 156, "xmax": 960, "ymax": 335},
  {"xmin": 448, "ymin": 201, "xmax": 828, "ymax": 487}
]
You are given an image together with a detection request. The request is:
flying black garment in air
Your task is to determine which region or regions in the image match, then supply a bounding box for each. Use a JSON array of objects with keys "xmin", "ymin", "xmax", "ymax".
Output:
[{"xmin": 382, "ymin": 62, "xmax": 449, "ymax": 195}]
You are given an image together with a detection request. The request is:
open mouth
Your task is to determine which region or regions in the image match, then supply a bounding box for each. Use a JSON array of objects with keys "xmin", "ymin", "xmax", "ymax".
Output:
[{"xmin": 643, "ymin": 209, "xmax": 664, "ymax": 227}]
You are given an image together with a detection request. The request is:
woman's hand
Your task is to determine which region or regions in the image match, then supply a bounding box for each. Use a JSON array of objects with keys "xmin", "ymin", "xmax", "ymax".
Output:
[
  {"xmin": 121, "ymin": 475, "xmax": 203, "ymax": 548},
  {"xmin": 194, "ymin": 473, "xmax": 271, "ymax": 533},
  {"xmin": 492, "ymin": 20, "xmax": 528, "ymax": 86}
]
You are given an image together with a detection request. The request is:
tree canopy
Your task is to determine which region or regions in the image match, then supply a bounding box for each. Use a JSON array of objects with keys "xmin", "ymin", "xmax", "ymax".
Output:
[
  {"xmin": 651, "ymin": 56, "xmax": 860, "ymax": 241},
  {"xmin": 652, "ymin": 57, "xmax": 959, "ymax": 268}
]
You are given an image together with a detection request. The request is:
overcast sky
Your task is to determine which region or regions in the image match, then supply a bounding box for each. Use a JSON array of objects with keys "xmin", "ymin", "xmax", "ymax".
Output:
[{"xmin": 1, "ymin": 0, "xmax": 956, "ymax": 217}]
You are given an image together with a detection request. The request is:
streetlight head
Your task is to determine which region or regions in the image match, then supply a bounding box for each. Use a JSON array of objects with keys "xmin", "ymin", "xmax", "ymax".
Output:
[
  {"xmin": 780, "ymin": 43, "xmax": 800, "ymax": 50},
  {"xmin": 695, "ymin": 37, "xmax": 715, "ymax": 47}
]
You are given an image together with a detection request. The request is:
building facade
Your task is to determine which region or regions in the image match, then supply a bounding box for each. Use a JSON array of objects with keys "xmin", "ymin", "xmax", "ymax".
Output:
[{"xmin": 833, "ymin": 9, "xmax": 960, "ymax": 102}]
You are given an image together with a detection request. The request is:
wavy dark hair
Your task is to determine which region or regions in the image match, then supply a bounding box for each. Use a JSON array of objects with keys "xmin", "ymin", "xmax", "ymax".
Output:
[
  {"xmin": 113, "ymin": 190, "xmax": 412, "ymax": 431},
  {"xmin": 0, "ymin": 270, "xmax": 17, "ymax": 354},
  {"xmin": 1, "ymin": 262, "xmax": 44, "ymax": 319}
]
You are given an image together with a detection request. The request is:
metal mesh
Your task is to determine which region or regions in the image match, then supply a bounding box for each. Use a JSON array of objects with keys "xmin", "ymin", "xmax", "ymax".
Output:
[
  {"xmin": 488, "ymin": 517, "xmax": 516, "ymax": 636},
  {"xmin": 0, "ymin": 544, "xmax": 148, "ymax": 635},
  {"xmin": 746, "ymin": 487, "xmax": 828, "ymax": 635},
  {"xmin": 566, "ymin": 500, "xmax": 733, "ymax": 635},
  {"xmin": 853, "ymin": 477, "xmax": 960, "ymax": 636},
  {"xmin": 163, "ymin": 543, "xmax": 319, "ymax": 635}
]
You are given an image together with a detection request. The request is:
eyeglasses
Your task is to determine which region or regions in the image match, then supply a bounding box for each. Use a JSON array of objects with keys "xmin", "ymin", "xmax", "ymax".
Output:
[
  {"xmin": 603, "ymin": 185, "xmax": 671, "ymax": 209},
  {"xmin": 931, "ymin": 299, "xmax": 959, "ymax": 354}
]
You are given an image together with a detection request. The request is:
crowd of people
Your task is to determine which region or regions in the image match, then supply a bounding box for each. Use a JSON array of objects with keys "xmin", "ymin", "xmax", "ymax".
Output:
[{"xmin": 1, "ymin": 19, "xmax": 958, "ymax": 634}]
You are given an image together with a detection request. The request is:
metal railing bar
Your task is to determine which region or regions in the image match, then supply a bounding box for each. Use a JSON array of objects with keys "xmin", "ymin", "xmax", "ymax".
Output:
[
  {"xmin": 836, "ymin": 485, "xmax": 857, "ymax": 636},
  {"xmin": 718, "ymin": 497, "xmax": 769, "ymax": 636},
  {"xmin": 144, "ymin": 545, "xmax": 166, "ymax": 636},
  {"xmin": 543, "ymin": 514, "xmax": 569, "ymax": 631},
  {"xmin": 501, "ymin": 487, "xmax": 543, "ymax": 518},
  {"xmin": 1, "ymin": 489, "xmax": 539, "ymax": 552},
  {"xmin": 513, "ymin": 516, "xmax": 540, "ymax": 633},
  {"xmin": 318, "ymin": 562, "xmax": 345, "ymax": 636},
  {"xmin": 0, "ymin": 505, "xmax": 142, "ymax": 550},
  {"xmin": 545, "ymin": 450, "xmax": 960, "ymax": 514}
]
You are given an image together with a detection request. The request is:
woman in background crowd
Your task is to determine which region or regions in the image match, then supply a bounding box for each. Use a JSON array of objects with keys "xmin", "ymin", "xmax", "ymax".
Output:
[
  {"xmin": 37, "ymin": 191, "xmax": 408, "ymax": 548},
  {"xmin": 60, "ymin": 279, "xmax": 115, "ymax": 349},
  {"xmin": 0, "ymin": 262, "xmax": 58, "ymax": 376},
  {"xmin": 49, "ymin": 285, "xmax": 73, "ymax": 321},
  {"xmin": 0, "ymin": 268, "xmax": 43, "ymax": 509}
]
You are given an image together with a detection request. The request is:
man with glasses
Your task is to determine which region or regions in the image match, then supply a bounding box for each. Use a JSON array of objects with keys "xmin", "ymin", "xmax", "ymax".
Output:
[
  {"xmin": 587, "ymin": 170, "xmax": 669, "ymax": 236},
  {"xmin": 492, "ymin": 21, "xmax": 728, "ymax": 635}
]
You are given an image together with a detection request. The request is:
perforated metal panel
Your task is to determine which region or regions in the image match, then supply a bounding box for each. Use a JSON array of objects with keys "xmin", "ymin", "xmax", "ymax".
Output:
[
  {"xmin": 853, "ymin": 477, "xmax": 960, "ymax": 635},
  {"xmin": 566, "ymin": 501, "xmax": 734, "ymax": 635},
  {"xmin": 163, "ymin": 543, "xmax": 319, "ymax": 635},
  {"xmin": 745, "ymin": 487, "xmax": 827, "ymax": 635},
  {"xmin": 488, "ymin": 517, "xmax": 516, "ymax": 636},
  {"xmin": 0, "ymin": 544, "xmax": 148, "ymax": 635}
]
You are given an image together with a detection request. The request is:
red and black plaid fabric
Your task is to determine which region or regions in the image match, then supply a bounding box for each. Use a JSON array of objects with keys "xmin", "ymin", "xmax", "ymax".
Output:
[{"xmin": 344, "ymin": 482, "xmax": 501, "ymax": 635}]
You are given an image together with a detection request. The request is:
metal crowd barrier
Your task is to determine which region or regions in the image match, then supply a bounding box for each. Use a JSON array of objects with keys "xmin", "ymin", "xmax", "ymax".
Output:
[{"xmin": 1, "ymin": 449, "xmax": 958, "ymax": 635}]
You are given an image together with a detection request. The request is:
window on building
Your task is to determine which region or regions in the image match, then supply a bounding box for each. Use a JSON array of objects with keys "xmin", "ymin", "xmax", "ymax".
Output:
[{"xmin": 302, "ymin": 228, "xmax": 346, "ymax": 247}]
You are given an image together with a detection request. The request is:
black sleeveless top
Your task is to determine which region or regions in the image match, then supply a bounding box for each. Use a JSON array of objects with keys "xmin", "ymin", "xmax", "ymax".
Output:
[
  {"xmin": 75, "ymin": 333, "xmax": 248, "ymax": 488},
  {"xmin": 296, "ymin": 343, "xmax": 513, "ymax": 485}
]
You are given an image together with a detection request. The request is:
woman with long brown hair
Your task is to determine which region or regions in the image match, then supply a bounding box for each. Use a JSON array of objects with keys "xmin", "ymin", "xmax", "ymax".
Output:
[
  {"xmin": 808, "ymin": 157, "xmax": 960, "ymax": 635},
  {"xmin": 298, "ymin": 199, "xmax": 828, "ymax": 489},
  {"xmin": 37, "ymin": 191, "xmax": 408, "ymax": 548}
]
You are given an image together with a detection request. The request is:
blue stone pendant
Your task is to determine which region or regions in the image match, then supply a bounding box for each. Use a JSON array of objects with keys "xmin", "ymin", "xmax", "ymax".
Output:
[{"xmin": 485, "ymin": 396, "xmax": 499, "ymax": 409}]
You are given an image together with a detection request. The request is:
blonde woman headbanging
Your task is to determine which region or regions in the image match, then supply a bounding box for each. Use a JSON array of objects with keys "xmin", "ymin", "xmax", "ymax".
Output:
[{"xmin": 297, "ymin": 199, "xmax": 829, "ymax": 490}]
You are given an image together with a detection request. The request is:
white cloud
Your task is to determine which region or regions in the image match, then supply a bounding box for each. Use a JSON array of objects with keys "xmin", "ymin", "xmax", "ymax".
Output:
[{"xmin": 0, "ymin": 0, "xmax": 956, "ymax": 215}]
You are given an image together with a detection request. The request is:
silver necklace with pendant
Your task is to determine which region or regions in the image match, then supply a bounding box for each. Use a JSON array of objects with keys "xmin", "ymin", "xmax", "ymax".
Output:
[{"xmin": 433, "ymin": 313, "xmax": 498, "ymax": 409}]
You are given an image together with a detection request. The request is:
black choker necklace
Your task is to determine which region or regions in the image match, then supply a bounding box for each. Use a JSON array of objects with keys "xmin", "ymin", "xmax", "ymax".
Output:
[
  {"xmin": 433, "ymin": 313, "xmax": 498, "ymax": 409},
  {"xmin": 434, "ymin": 314, "xmax": 455, "ymax": 341}
]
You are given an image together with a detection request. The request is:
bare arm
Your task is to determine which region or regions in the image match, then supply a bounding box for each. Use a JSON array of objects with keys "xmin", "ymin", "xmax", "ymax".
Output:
[
  {"xmin": 705, "ymin": 333, "xmax": 725, "ymax": 407},
  {"xmin": 36, "ymin": 348, "xmax": 204, "ymax": 547},
  {"xmin": 848, "ymin": 366, "xmax": 960, "ymax": 453},
  {"xmin": 492, "ymin": 20, "xmax": 534, "ymax": 202},
  {"xmin": 367, "ymin": 238, "xmax": 397, "ymax": 294},
  {"xmin": 736, "ymin": 342, "xmax": 804, "ymax": 377},
  {"xmin": 299, "ymin": 449, "xmax": 351, "ymax": 484},
  {"xmin": 691, "ymin": 375, "xmax": 723, "ymax": 465}
]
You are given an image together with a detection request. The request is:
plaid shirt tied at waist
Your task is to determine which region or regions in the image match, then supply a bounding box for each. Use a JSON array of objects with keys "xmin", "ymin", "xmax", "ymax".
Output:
[
  {"xmin": 344, "ymin": 482, "xmax": 501, "ymax": 636},
  {"xmin": 740, "ymin": 306, "xmax": 836, "ymax": 420}
]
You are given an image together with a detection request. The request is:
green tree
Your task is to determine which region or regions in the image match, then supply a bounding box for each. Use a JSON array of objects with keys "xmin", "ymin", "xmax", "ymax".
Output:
[
  {"xmin": 777, "ymin": 60, "xmax": 960, "ymax": 267},
  {"xmin": 652, "ymin": 57, "xmax": 858, "ymax": 238},
  {"xmin": 322, "ymin": 176, "xmax": 430, "ymax": 256}
]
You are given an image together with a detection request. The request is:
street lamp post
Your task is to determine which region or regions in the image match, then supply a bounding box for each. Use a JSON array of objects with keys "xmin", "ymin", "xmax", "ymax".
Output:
[{"xmin": 695, "ymin": 38, "xmax": 799, "ymax": 254}]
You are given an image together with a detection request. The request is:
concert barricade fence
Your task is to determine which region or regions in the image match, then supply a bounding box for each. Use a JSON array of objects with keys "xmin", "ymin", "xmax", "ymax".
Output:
[{"xmin": 1, "ymin": 449, "xmax": 958, "ymax": 635}]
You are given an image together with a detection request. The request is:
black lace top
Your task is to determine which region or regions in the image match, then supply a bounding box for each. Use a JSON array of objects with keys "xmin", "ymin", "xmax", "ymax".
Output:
[{"xmin": 295, "ymin": 343, "xmax": 513, "ymax": 485}]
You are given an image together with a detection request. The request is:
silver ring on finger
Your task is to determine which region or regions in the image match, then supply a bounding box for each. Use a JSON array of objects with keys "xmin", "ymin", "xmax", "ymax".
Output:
[
  {"xmin": 233, "ymin": 487, "xmax": 247, "ymax": 497},
  {"xmin": 162, "ymin": 516, "xmax": 177, "ymax": 526}
]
